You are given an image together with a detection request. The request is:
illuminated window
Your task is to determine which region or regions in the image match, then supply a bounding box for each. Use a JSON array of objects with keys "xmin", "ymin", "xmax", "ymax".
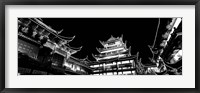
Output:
[
  {"xmin": 106, "ymin": 63, "xmax": 113, "ymax": 66},
  {"xmin": 123, "ymin": 71, "xmax": 131, "ymax": 75},
  {"xmin": 118, "ymin": 72, "xmax": 122, "ymax": 75},
  {"xmin": 122, "ymin": 67, "xmax": 127, "ymax": 69},
  {"xmin": 80, "ymin": 69, "xmax": 84, "ymax": 72},
  {"xmin": 93, "ymin": 65, "xmax": 99, "ymax": 67},
  {"xmin": 113, "ymin": 72, "xmax": 117, "ymax": 75},
  {"xmin": 122, "ymin": 60, "xmax": 129, "ymax": 64},
  {"xmin": 77, "ymin": 66, "xmax": 81, "ymax": 71},
  {"xmin": 169, "ymin": 49, "xmax": 182, "ymax": 64},
  {"xmin": 117, "ymin": 62, "xmax": 121, "ymax": 64},
  {"xmin": 94, "ymin": 70, "xmax": 99, "ymax": 72},
  {"xmin": 173, "ymin": 50, "xmax": 182, "ymax": 61},
  {"xmin": 132, "ymin": 71, "xmax": 136, "ymax": 74},
  {"xmin": 107, "ymin": 72, "xmax": 112, "ymax": 75}
]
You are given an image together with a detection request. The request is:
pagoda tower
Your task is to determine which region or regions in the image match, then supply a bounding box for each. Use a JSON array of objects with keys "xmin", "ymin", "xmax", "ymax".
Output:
[{"xmin": 92, "ymin": 35, "xmax": 131, "ymax": 61}]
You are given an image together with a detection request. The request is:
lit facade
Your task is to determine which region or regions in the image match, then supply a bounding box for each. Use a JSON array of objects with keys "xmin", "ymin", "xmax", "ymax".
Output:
[
  {"xmin": 91, "ymin": 35, "xmax": 139, "ymax": 75},
  {"xmin": 18, "ymin": 18, "xmax": 92, "ymax": 75},
  {"xmin": 146, "ymin": 18, "xmax": 182, "ymax": 75},
  {"xmin": 17, "ymin": 18, "xmax": 181, "ymax": 75}
]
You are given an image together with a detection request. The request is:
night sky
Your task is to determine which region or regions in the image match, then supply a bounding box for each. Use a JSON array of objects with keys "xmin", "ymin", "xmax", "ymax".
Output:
[{"xmin": 42, "ymin": 18, "xmax": 170, "ymax": 64}]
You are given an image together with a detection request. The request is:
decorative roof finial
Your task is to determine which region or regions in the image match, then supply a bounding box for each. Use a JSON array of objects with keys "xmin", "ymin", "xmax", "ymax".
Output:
[
  {"xmin": 120, "ymin": 34, "xmax": 123, "ymax": 40},
  {"xmin": 109, "ymin": 35, "xmax": 115, "ymax": 41},
  {"xmin": 99, "ymin": 40, "xmax": 105, "ymax": 46},
  {"xmin": 57, "ymin": 29, "xmax": 63, "ymax": 34}
]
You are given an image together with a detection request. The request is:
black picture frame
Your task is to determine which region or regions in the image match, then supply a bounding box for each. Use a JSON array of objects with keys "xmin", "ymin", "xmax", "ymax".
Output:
[{"xmin": 0, "ymin": 0, "xmax": 199, "ymax": 93}]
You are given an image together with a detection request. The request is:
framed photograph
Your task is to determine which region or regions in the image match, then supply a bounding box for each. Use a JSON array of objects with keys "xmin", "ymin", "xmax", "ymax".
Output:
[{"xmin": 0, "ymin": 0, "xmax": 199, "ymax": 93}]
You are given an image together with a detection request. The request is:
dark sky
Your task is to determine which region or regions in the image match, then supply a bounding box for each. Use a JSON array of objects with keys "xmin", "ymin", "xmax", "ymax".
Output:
[{"xmin": 42, "ymin": 18, "xmax": 170, "ymax": 64}]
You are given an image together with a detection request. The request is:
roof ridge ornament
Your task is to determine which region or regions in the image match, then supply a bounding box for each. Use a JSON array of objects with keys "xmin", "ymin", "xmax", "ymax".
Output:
[
  {"xmin": 108, "ymin": 35, "xmax": 115, "ymax": 41},
  {"xmin": 83, "ymin": 55, "xmax": 89, "ymax": 60},
  {"xmin": 57, "ymin": 29, "xmax": 63, "ymax": 34},
  {"xmin": 120, "ymin": 34, "xmax": 123, "ymax": 41}
]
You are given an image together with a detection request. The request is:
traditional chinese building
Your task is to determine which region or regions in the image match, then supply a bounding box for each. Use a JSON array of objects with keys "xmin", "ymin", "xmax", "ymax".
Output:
[
  {"xmin": 90, "ymin": 35, "xmax": 139, "ymax": 75},
  {"xmin": 147, "ymin": 18, "xmax": 182, "ymax": 75},
  {"xmin": 93, "ymin": 35, "xmax": 131, "ymax": 61},
  {"xmin": 18, "ymin": 18, "xmax": 92, "ymax": 75},
  {"xmin": 63, "ymin": 56, "xmax": 93, "ymax": 75}
]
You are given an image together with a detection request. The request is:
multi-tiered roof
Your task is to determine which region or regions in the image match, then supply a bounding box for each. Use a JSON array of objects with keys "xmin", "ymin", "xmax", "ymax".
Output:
[{"xmin": 92, "ymin": 35, "xmax": 131, "ymax": 61}]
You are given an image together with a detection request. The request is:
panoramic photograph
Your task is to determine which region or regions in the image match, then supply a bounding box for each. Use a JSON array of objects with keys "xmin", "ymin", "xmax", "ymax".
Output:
[{"xmin": 18, "ymin": 18, "xmax": 182, "ymax": 75}]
